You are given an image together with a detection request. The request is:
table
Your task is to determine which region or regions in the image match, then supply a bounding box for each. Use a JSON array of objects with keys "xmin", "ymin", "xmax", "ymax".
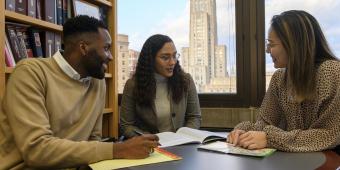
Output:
[{"xmin": 120, "ymin": 144, "xmax": 340, "ymax": 170}]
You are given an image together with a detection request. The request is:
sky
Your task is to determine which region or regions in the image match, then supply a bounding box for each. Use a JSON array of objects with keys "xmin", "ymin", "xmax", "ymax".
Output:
[
  {"xmin": 118, "ymin": 0, "xmax": 340, "ymax": 73},
  {"xmin": 118, "ymin": 0, "xmax": 189, "ymax": 50},
  {"xmin": 265, "ymin": 0, "xmax": 340, "ymax": 72}
]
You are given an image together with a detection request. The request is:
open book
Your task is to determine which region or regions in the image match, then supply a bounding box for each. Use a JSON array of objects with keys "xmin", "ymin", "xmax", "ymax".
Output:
[
  {"xmin": 156, "ymin": 127, "xmax": 227, "ymax": 148},
  {"xmin": 198, "ymin": 141, "xmax": 276, "ymax": 157}
]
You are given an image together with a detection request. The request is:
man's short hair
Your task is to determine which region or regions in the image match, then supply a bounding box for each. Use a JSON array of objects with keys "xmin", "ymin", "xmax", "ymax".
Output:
[{"xmin": 63, "ymin": 15, "xmax": 107, "ymax": 43}]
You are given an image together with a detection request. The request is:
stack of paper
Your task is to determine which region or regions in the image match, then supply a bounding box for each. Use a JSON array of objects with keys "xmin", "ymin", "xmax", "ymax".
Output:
[{"xmin": 89, "ymin": 148, "xmax": 181, "ymax": 170}]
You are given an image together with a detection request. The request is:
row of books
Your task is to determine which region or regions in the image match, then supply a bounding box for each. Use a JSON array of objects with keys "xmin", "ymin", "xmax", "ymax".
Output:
[
  {"xmin": 5, "ymin": 0, "xmax": 71, "ymax": 25},
  {"xmin": 5, "ymin": 22, "xmax": 61, "ymax": 67}
]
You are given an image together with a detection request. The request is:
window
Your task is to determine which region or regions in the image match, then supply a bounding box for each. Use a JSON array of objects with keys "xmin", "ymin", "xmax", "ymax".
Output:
[
  {"xmin": 264, "ymin": 0, "xmax": 340, "ymax": 89},
  {"xmin": 118, "ymin": 0, "xmax": 265, "ymax": 107}
]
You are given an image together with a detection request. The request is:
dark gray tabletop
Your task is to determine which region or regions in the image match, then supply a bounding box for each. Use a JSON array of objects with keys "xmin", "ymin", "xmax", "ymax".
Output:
[{"xmin": 121, "ymin": 144, "xmax": 326, "ymax": 170}]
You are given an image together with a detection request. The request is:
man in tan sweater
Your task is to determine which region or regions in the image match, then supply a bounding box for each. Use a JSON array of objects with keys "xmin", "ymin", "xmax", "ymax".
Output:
[{"xmin": 0, "ymin": 15, "xmax": 159, "ymax": 169}]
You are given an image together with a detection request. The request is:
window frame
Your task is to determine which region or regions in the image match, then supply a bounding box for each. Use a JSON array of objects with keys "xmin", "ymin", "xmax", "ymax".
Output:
[
  {"xmin": 117, "ymin": 0, "xmax": 266, "ymax": 108},
  {"xmin": 199, "ymin": 0, "xmax": 265, "ymax": 108}
]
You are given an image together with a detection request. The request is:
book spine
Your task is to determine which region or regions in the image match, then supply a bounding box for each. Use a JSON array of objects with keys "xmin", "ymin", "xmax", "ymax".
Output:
[
  {"xmin": 15, "ymin": 27, "xmax": 29, "ymax": 59},
  {"xmin": 56, "ymin": 0, "xmax": 63, "ymax": 25},
  {"xmin": 5, "ymin": 35, "xmax": 17, "ymax": 67},
  {"xmin": 5, "ymin": 43, "xmax": 15, "ymax": 67},
  {"xmin": 43, "ymin": 0, "xmax": 55, "ymax": 23},
  {"xmin": 5, "ymin": 25, "xmax": 23, "ymax": 62},
  {"xmin": 27, "ymin": 0, "xmax": 36, "ymax": 18},
  {"xmin": 21, "ymin": 28, "xmax": 34, "ymax": 58},
  {"xmin": 36, "ymin": 0, "xmax": 42, "ymax": 19},
  {"xmin": 67, "ymin": 0, "xmax": 72, "ymax": 18},
  {"xmin": 6, "ymin": 0, "xmax": 16, "ymax": 11},
  {"xmin": 28, "ymin": 28, "xmax": 43, "ymax": 58},
  {"xmin": 15, "ymin": 0, "xmax": 27, "ymax": 15},
  {"xmin": 54, "ymin": 33, "xmax": 62, "ymax": 53},
  {"xmin": 62, "ymin": 0, "xmax": 68, "ymax": 24},
  {"xmin": 41, "ymin": 31, "xmax": 55, "ymax": 57}
]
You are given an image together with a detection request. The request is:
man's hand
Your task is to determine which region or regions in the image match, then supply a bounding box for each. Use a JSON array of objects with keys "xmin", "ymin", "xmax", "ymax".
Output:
[
  {"xmin": 238, "ymin": 131, "xmax": 267, "ymax": 150},
  {"xmin": 113, "ymin": 134, "xmax": 160, "ymax": 159},
  {"xmin": 227, "ymin": 129, "xmax": 246, "ymax": 146}
]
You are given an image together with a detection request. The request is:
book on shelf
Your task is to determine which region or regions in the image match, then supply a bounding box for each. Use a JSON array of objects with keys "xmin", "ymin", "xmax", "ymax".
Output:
[
  {"xmin": 15, "ymin": 0, "xmax": 27, "ymax": 15},
  {"xmin": 6, "ymin": 22, "xmax": 40, "ymax": 61},
  {"xmin": 15, "ymin": 27, "xmax": 29, "ymax": 59},
  {"xmin": 5, "ymin": 40, "xmax": 16, "ymax": 67},
  {"xmin": 5, "ymin": 35, "xmax": 16, "ymax": 67},
  {"xmin": 62, "ymin": 0, "xmax": 69, "ymax": 24},
  {"xmin": 18, "ymin": 27, "xmax": 34, "ymax": 58},
  {"xmin": 27, "ymin": 28, "xmax": 43, "ymax": 58},
  {"xmin": 5, "ymin": 46, "xmax": 14, "ymax": 67},
  {"xmin": 56, "ymin": 0, "xmax": 63, "ymax": 25},
  {"xmin": 54, "ymin": 33, "xmax": 62, "ymax": 52},
  {"xmin": 5, "ymin": 0, "xmax": 70, "ymax": 24},
  {"xmin": 156, "ymin": 127, "xmax": 227, "ymax": 148},
  {"xmin": 42, "ymin": 0, "xmax": 56, "ymax": 23},
  {"xmin": 6, "ymin": 0, "xmax": 16, "ymax": 11},
  {"xmin": 67, "ymin": 0, "xmax": 73, "ymax": 19},
  {"xmin": 27, "ymin": 0, "xmax": 37, "ymax": 18},
  {"xmin": 198, "ymin": 141, "xmax": 276, "ymax": 157},
  {"xmin": 89, "ymin": 148, "xmax": 181, "ymax": 170},
  {"xmin": 41, "ymin": 31, "xmax": 55, "ymax": 57},
  {"xmin": 36, "ymin": 0, "xmax": 42, "ymax": 19},
  {"xmin": 5, "ymin": 24, "xmax": 24, "ymax": 63},
  {"xmin": 5, "ymin": 23, "xmax": 60, "ymax": 59}
]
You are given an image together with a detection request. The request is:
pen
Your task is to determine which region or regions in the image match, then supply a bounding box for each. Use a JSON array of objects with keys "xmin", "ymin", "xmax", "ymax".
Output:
[
  {"xmin": 133, "ymin": 129, "xmax": 144, "ymax": 136},
  {"xmin": 133, "ymin": 129, "xmax": 162, "ymax": 146}
]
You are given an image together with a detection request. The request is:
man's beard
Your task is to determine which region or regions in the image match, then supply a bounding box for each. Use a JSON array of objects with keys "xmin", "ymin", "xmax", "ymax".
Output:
[{"xmin": 83, "ymin": 49, "xmax": 106, "ymax": 79}]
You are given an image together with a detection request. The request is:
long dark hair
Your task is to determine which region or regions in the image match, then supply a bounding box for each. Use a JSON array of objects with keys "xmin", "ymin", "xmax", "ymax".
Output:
[
  {"xmin": 133, "ymin": 34, "xmax": 188, "ymax": 107},
  {"xmin": 271, "ymin": 10, "xmax": 338, "ymax": 102}
]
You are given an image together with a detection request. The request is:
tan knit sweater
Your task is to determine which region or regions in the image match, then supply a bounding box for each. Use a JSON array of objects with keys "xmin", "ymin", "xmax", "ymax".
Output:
[
  {"xmin": 0, "ymin": 57, "xmax": 113, "ymax": 169},
  {"xmin": 235, "ymin": 60, "xmax": 340, "ymax": 152}
]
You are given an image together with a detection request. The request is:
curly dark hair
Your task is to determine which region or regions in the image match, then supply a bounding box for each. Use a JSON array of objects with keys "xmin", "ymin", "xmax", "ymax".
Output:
[
  {"xmin": 63, "ymin": 15, "xmax": 107, "ymax": 45},
  {"xmin": 134, "ymin": 34, "xmax": 189, "ymax": 107}
]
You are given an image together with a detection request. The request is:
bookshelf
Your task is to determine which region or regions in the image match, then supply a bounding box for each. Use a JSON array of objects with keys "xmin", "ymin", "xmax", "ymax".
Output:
[
  {"xmin": 5, "ymin": 10, "xmax": 63, "ymax": 31},
  {"xmin": 0, "ymin": 0, "xmax": 118, "ymax": 138}
]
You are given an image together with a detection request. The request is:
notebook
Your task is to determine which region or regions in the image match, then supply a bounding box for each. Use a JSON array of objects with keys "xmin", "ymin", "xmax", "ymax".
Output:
[
  {"xmin": 157, "ymin": 127, "xmax": 227, "ymax": 148},
  {"xmin": 89, "ymin": 148, "xmax": 181, "ymax": 170},
  {"xmin": 198, "ymin": 141, "xmax": 276, "ymax": 157}
]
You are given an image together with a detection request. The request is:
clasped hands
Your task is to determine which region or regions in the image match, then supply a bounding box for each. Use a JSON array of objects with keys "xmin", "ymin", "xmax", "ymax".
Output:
[{"xmin": 227, "ymin": 130, "xmax": 267, "ymax": 150}]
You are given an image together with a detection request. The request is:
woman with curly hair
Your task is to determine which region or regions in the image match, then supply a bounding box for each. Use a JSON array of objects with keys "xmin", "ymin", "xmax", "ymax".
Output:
[
  {"xmin": 228, "ymin": 10, "xmax": 340, "ymax": 153},
  {"xmin": 120, "ymin": 34, "xmax": 201, "ymax": 138}
]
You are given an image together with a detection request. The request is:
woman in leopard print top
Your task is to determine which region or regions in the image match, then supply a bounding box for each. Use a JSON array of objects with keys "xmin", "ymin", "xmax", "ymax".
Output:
[{"xmin": 227, "ymin": 10, "xmax": 340, "ymax": 152}]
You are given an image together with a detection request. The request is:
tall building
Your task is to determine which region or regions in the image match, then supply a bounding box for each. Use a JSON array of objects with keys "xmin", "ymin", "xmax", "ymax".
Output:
[
  {"xmin": 128, "ymin": 50, "xmax": 139, "ymax": 75},
  {"xmin": 182, "ymin": 0, "xmax": 228, "ymax": 92},
  {"xmin": 117, "ymin": 34, "xmax": 139, "ymax": 93}
]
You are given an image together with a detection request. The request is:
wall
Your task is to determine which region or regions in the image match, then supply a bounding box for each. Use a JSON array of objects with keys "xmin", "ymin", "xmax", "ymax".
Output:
[{"xmin": 201, "ymin": 107, "xmax": 259, "ymax": 128}]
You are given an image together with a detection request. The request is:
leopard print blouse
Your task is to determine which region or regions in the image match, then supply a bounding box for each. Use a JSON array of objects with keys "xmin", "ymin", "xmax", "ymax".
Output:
[{"xmin": 235, "ymin": 60, "xmax": 340, "ymax": 152}]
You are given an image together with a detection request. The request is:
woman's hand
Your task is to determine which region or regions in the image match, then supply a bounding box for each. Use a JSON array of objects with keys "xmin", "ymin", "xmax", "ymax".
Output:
[
  {"xmin": 238, "ymin": 131, "xmax": 267, "ymax": 150},
  {"xmin": 227, "ymin": 129, "xmax": 246, "ymax": 146}
]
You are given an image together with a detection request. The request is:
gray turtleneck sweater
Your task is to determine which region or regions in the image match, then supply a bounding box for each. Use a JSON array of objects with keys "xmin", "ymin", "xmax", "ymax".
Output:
[
  {"xmin": 120, "ymin": 72, "xmax": 201, "ymax": 138},
  {"xmin": 154, "ymin": 73, "xmax": 172, "ymax": 132}
]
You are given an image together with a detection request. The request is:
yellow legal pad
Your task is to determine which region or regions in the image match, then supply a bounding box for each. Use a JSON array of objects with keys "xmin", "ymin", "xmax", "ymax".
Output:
[{"xmin": 89, "ymin": 148, "xmax": 182, "ymax": 170}]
